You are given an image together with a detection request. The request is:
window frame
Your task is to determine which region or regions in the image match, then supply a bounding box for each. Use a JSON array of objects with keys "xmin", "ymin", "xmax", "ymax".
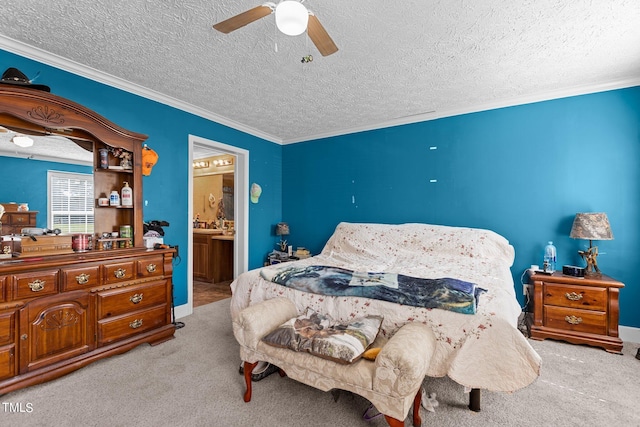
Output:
[{"xmin": 47, "ymin": 170, "xmax": 94, "ymax": 234}]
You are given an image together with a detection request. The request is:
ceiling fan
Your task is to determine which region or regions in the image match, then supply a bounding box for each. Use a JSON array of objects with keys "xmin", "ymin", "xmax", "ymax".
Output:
[{"xmin": 213, "ymin": 1, "xmax": 338, "ymax": 56}]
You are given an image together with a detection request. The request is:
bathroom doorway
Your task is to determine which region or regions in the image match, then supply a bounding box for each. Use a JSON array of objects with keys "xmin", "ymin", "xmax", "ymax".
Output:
[{"xmin": 181, "ymin": 135, "xmax": 248, "ymax": 316}]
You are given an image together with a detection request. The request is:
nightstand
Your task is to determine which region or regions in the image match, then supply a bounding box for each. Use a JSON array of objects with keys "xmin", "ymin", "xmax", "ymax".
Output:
[{"xmin": 528, "ymin": 271, "xmax": 624, "ymax": 353}]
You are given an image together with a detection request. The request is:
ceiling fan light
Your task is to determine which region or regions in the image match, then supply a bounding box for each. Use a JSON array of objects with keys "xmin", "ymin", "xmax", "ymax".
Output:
[
  {"xmin": 12, "ymin": 135, "xmax": 34, "ymax": 148},
  {"xmin": 275, "ymin": 1, "xmax": 308, "ymax": 36}
]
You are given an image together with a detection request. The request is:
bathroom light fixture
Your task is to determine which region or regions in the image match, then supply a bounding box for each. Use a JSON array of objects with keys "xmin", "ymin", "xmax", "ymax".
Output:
[
  {"xmin": 212, "ymin": 158, "xmax": 234, "ymax": 167},
  {"xmin": 12, "ymin": 135, "xmax": 34, "ymax": 148},
  {"xmin": 275, "ymin": 1, "xmax": 309, "ymax": 36},
  {"xmin": 192, "ymin": 160, "xmax": 210, "ymax": 169}
]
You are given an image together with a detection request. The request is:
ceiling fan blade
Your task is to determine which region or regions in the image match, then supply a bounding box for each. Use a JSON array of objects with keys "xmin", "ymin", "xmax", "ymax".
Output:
[
  {"xmin": 307, "ymin": 14, "xmax": 338, "ymax": 56},
  {"xmin": 213, "ymin": 5, "xmax": 273, "ymax": 34}
]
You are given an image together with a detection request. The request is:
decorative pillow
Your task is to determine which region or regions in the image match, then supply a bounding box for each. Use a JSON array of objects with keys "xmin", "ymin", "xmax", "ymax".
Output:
[{"xmin": 262, "ymin": 308, "xmax": 382, "ymax": 364}]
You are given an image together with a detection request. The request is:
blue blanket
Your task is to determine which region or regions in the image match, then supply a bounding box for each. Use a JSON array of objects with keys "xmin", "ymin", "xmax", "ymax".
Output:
[{"xmin": 262, "ymin": 265, "xmax": 486, "ymax": 315}]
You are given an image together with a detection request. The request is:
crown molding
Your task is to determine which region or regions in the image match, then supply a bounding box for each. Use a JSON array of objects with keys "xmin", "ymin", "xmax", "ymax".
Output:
[
  {"xmin": 0, "ymin": 36, "xmax": 283, "ymax": 145},
  {"xmin": 281, "ymin": 78, "xmax": 640, "ymax": 144},
  {"xmin": 2, "ymin": 36, "xmax": 639, "ymax": 147}
]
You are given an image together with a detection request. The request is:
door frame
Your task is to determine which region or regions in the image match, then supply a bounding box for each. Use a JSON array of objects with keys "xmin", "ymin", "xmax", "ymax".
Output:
[{"xmin": 176, "ymin": 134, "xmax": 249, "ymax": 318}]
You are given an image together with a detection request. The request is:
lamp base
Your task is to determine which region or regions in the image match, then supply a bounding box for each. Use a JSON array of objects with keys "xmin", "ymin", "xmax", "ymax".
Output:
[{"xmin": 578, "ymin": 245, "xmax": 601, "ymax": 278}]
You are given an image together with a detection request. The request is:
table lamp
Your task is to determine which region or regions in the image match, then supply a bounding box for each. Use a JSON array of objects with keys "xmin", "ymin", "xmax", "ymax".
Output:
[
  {"xmin": 275, "ymin": 222, "xmax": 290, "ymax": 252},
  {"xmin": 569, "ymin": 212, "xmax": 613, "ymax": 276}
]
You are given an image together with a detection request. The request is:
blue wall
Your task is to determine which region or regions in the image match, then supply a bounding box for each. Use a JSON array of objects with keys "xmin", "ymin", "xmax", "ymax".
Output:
[
  {"xmin": 0, "ymin": 49, "xmax": 283, "ymax": 306},
  {"xmin": 2, "ymin": 48, "xmax": 639, "ymax": 328},
  {"xmin": 283, "ymin": 87, "xmax": 640, "ymax": 328}
]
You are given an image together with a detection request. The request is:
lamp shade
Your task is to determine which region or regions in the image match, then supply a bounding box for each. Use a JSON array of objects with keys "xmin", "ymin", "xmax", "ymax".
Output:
[
  {"xmin": 275, "ymin": 1, "xmax": 309, "ymax": 36},
  {"xmin": 276, "ymin": 222, "xmax": 290, "ymax": 236},
  {"xmin": 570, "ymin": 213, "xmax": 613, "ymax": 241}
]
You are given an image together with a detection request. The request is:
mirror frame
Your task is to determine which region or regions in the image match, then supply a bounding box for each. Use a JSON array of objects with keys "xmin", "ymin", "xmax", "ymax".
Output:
[{"xmin": 0, "ymin": 85, "xmax": 148, "ymax": 247}]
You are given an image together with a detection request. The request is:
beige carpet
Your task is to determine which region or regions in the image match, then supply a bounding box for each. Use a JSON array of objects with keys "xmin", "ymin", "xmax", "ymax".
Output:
[{"xmin": 3, "ymin": 298, "xmax": 640, "ymax": 426}]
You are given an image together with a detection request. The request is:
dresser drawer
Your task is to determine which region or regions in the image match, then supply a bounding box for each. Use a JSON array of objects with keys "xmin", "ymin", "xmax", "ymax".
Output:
[
  {"xmin": 62, "ymin": 265, "xmax": 101, "ymax": 291},
  {"xmin": 103, "ymin": 261, "xmax": 135, "ymax": 285},
  {"xmin": 543, "ymin": 283, "xmax": 607, "ymax": 311},
  {"xmin": 137, "ymin": 256, "xmax": 164, "ymax": 279},
  {"xmin": 97, "ymin": 305, "xmax": 167, "ymax": 345},
  {"xmin": 544, "ymin": 305, "xmax": 607, "ymax": 335},
  {"xmin": 0, "ymin": 311, "xmax": 15, "ymax": 346},
  {"xmin": 11, "ymin": 270, "xmax": 59, "ymax": 300},
  {"xmin": 97, "ymin": 280, "xmax": 168, "ymax": 319},
  {"xmin": 5, "ymin": 212, "xmax": 35, "ymax": 226}
]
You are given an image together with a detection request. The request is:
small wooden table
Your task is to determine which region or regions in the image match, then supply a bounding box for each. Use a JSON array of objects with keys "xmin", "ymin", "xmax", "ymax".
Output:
[{"xmin": 528, "ymin": 271, "xmax": 624, "ymax": 353}]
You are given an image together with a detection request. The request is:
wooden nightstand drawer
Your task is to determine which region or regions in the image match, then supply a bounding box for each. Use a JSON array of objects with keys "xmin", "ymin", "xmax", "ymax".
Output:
[
  {"xmin": 6, "ymin": 212, "xmax": 35, "ymax": 226},
  {"xmin": 11, "ymin": 270, "xmax": 59, "ymax": 300},
  {"xmin": 97, "ymin": 280, "xmax": 168, "ymax": 319},
  {"xmin": 136, "ymin": 256, "xmax": 164, "ymax": 278},
  {"xmin": 544, "ymin": 305, "xmax": 607, "ymax": 335},
  {"xmin": 62, "ymin": 265, "xmax": 101, "ymax": 290},
  {"xmin": 104, "ymin": 261, "xmax": 135, "ymax": 285},
  {"xmin": 97, "ymin": 305, "xmax": 167, "ymax": 345},
  {"xmin": 543, "ymin": 283, "xmax": 607, "ymax": 311}
]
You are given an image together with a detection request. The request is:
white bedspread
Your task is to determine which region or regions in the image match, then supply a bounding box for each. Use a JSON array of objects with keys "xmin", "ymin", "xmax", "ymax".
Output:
[{"xmin": 230, "ymin": 222, "xmax": 541, "ymax": 392}]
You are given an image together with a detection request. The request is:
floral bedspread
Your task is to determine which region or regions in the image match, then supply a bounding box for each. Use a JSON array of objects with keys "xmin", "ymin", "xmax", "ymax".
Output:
[{"xmin": 230, "ymin": 222, "xmax": 541, "ymax": 392}]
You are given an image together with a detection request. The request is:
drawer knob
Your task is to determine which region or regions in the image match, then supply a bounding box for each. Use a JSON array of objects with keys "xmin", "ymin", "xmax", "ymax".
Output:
[
  {"xmin": 565, "ymin": 292, "xmax": 583, "ymax": 301},
  {"xmin": 146, "ymin": 263, "xmax": 157, "ymax": 273},
  {"xmin": 565, "ymin": 315, "xmax": 583, "ymax": 325},
  {"xmin": 129, "ymin": 319, "xmax": 143, "ymax": 329},
  {"xmin": 130, "ymin": 293, "xmax": 144, "ymax": 304},
  {"xmin": 114, "ymin": 268, "xmax": 127, "ymax": 279},
  {"xmin": 20, "ymin": 334, "xmax": 28, "ymax": 341},
  {"xmin": 76, "ymin": 273, "xmax": 90, "ymax": 285},
  {"xmin": 28, "ymin": 279, "xmax": 45, "ymax": 292}
]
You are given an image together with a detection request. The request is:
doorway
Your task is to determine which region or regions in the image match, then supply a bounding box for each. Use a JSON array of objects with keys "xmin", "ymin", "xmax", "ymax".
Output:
[{"xmin": 176, "ymin": 135, "xmax": 249, "ymax": 318}]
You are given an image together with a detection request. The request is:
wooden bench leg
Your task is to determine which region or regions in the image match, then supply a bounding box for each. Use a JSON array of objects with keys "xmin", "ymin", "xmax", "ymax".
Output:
[
  {"xmin": 469, "ymin": 388, "xmax": 481, "ymax": 412},
  {"xmin": 243, "ymin": 361, "xmax": 258, "ymax": 402},
  {"xmin": 383, "ymin": 387, "xmax": 422, "ymax": 427},
  {"xmin": 412, "ymin": 388, "xmax": 422, "ymax": 426},
  {"xmin": 383, "ymin": 416, "xmax": 405, "ymax": 427}
]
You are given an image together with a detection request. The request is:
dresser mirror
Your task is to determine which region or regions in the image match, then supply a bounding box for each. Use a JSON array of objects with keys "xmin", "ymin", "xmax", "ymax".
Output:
[
  {"xmin": 0, "ymin": 121, "xmax": 95, "ymax": 236},
  {"xmin": 0, "ymin": 124, "xmax": 93, "ymax": 165}
]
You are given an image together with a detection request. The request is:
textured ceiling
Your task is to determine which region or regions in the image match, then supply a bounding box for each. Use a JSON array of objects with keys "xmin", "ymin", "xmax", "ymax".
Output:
[{"xmin": 0, "ymin": 1, "xmax": 639, "ymax": 144}]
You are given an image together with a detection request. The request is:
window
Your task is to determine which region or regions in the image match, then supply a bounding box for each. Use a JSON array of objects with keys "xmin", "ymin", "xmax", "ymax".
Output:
[{"xmin": 48, "ymin": 171, "xmax": 94, "ymax": 233}]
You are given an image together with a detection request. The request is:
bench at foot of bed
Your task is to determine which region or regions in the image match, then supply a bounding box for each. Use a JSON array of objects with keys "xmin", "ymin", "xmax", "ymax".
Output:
[{"xmin": 233, "ymin": 297, "xmax": 437, "ymax": 427}]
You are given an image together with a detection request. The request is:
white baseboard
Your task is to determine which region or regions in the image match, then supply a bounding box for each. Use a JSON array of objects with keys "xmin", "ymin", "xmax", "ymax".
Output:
[
  {"xmin": 619, "ymin": 326, "xmax": 640, "ymax": 344},
  {"xmin": 174, "ymin": 303, "xmax": 193, "ymax": 320}
]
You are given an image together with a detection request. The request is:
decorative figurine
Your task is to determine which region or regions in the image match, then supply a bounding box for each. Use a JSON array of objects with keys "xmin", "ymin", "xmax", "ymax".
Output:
[{"xmin": 578, "ymin": 246, "xmax": 600, "ymax": 276}]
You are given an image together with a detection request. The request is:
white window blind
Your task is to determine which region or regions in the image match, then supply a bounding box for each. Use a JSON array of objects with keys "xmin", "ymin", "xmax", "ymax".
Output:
[{"xmin": 48, "ymin": 171, "xmax": 94, "ymax": 233}]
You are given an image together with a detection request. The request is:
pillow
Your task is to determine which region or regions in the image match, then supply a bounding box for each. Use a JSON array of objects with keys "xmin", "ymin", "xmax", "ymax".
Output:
[{"xmin": 262, "ymin": 308, "xmax": 382, "ymax": 364}]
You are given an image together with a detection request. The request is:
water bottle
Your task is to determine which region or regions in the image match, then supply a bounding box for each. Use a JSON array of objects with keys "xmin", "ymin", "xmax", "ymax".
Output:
[{"xmin": 543, "ymin": 241, "xmax": 556, "ymax": 273}]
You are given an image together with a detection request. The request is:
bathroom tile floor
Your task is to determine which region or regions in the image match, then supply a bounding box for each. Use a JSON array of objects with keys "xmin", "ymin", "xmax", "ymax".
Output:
[{"xmin": 193, "ymin": 279, "xmax": 233, "ymax": 307}]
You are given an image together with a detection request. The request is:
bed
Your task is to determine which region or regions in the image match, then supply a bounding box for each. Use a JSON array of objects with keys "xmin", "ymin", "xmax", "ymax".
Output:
[{"xmin": 230, "ymin": 222, "xmax": 541, "ymax": 394}]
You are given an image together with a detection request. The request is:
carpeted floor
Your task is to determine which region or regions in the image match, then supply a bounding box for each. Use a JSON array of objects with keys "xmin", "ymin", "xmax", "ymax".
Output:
[{"xmin": 3, "ymin": 298, "xmax": 640, "ymax": 426}]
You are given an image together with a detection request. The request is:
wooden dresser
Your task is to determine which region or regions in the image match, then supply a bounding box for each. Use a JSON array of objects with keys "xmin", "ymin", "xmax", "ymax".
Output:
[
  {"xmin": 0, "ymin": 248, "xmax": 176, "ymax": 394},
  {"xmin": 0, "ymin": 208, "xmax": 37, "ymax": 236},
  {"xmin": 528, "ymin": 271, "xmax": 623, "ymax": 353},
  {"xmin": 0, "ymin": 84, "xmax": 175, "ymax": 394}
]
